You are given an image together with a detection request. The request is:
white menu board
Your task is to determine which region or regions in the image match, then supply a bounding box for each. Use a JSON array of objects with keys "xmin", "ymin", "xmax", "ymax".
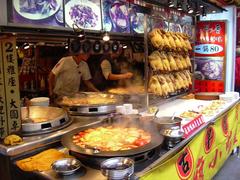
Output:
[{"xmin": 2, "ymin": 37, "xmax": 21, "ymax": 134}]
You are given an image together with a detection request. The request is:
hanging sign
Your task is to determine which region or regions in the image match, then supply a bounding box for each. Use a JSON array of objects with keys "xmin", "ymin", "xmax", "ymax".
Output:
[
  {"xmin": 2, "ymin": 37, "xmax": 21, "ymax": 134},
  {"xmin": 0, "ymin": 41, "xmax": 8, "ymax": 139},
  {"xmin": 195, "ymin": 21, "xmax": 225, "ymax": 57}
]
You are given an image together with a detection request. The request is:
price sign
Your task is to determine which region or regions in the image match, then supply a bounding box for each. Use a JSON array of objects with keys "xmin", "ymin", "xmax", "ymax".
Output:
[
  {"xmin": 195, "ymin": 21, "xmax": 225, "ymax": 57},
  {"xmin": 2, "ymin": 37, "xmax": 21, "ymax": 134},
  {"xmin": 182, "ymin": 115, "xmax": 205, "ymax": 138},
  {"xmin": 0, "ymin": 41, "xmax": 8, "ymax": 139}
]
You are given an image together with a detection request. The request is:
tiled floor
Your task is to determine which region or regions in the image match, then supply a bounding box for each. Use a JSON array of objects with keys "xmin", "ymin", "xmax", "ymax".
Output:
[{"xmin": 213, "ymin": 153, "xmax": 240, "ymax": 180}]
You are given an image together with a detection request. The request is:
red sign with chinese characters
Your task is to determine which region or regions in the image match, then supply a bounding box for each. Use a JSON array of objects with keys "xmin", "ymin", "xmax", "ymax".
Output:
[
  {"xmin": 182, "ymin": 115, "xmax": 205, "ymax": 138},
  {"xmin": 195, "ymin": 21, "xmax": 225, "ymax": 57}
]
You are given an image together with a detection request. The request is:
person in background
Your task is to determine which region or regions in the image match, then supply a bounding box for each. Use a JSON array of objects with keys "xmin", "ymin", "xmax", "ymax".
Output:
[
  {"xmin": 88, "ymin": 50, "xmax": 133, "ymax": 91},
  {"xmin": 48, "ymin": 52, "xmax": 99, "ymax": 99}
]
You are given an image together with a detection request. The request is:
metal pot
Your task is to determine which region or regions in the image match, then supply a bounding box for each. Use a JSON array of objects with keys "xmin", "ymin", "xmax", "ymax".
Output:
[
  {"xmin": 160, "ymin": 126, "xmax": 184, "ymax": 149},
  {"xmin": 100, "ymin": 157, "xmax": 134, "ymax": 180},
  {"xmin": 154, "ymin": 116, "xmax": 182, "ymax": 131}
]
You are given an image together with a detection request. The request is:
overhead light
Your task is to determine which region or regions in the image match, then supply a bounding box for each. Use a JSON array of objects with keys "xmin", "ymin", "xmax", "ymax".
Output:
[
  {"xmin": 177, "ymin": 0, "xmax": 183, "ymax": 11},
  {"xmin": 187, "ymin": 6, "xmax": 194, "ymax": 14},
  {"xmin": 122, "ymin": 44, "xmax": 127, "ymax": 49},
  {"xmin": 200, "ymin": 4, "xmax": 204, "ymax": 8},
  {"xmin": 212, "ymin": 10, "xmax": 216, "ymax": 13},
  {"xmin": 72, "ymin": 23, "xmax": 85, "ymax": 40},
  {"xmin": 65, "ymin": 45, "xmax": 69, "ymax": 49},
  {"xmin": 16, "ymin": 46, "xmax": 18, "ymax": 49},
  {"xmin": 194, "ymin": 2, "xmax": 200, "ymax": 16},
  {"xmin": 23, "ymin": 43, "xmax": 30, "ymax": 50},
  {"xmin": 168, "ymin": 0, "xmax": 174, "ymax": 7},
  {"xmin": 202, "ymin": 6, "xmax": 207, "ymax": 17},
  {"xmin": 102, "ymin": 32, "xmax": 110, "ymax": 42}
]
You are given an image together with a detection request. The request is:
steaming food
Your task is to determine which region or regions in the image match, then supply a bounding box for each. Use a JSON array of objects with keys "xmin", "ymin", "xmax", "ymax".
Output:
[
  {"xmin": 60, "ymin": 94, "xmax": 117, "ymax": 106},
  {"xmin": 73, "ymin": 126, "xmax": 151, "ymax": 151},
  {"xmin": 108, "ymin": 86, "xmax": 145, "ymax": 95}
]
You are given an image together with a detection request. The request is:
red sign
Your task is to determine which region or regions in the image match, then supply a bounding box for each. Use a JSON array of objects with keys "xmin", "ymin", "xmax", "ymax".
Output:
[
  {"xmin": 195, "ymin": 21, "xmax": 225, "ymax": 57},
  {"xmin": 176, "ymin": 147, "xmax": 194, "ymax": 179},
  {"xmin": 182, "ymin": 115, "xmax": 205, "ymax": 138},
  {"xmin": 204, "ymin": 126, "xmax": 215, "ymax": 154},
  {"xmin": 194, "ymin": 80, "xmax": 224, "ymax": 93}
]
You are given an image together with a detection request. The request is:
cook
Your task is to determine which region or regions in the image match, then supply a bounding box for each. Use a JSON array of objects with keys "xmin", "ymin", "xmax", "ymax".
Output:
[
  {"xmin": 88, "ymin": 50, "xmax": 133, "ymax": 91},
  {"xmin": 48, "ymin": 52, "xmax": 99, "ymax": 99}
]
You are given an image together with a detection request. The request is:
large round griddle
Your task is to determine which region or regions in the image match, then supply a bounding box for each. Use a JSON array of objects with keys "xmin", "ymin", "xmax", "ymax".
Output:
[
  {"xmin": 21, "ymin": 106, "xmax": 71, "ymax": 136},
  {"xmin": 57, "ymin": 92, "xmax": 122, "ymax": 115},
  {"xmin": 61, "ymin": 120, "xmax": 164, "ymax": 157}
]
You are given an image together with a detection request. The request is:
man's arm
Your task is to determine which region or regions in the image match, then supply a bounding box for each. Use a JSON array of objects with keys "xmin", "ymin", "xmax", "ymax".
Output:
[
  {"xmin": 101, "ymin": 60, "xmax": 133, "ymax": 80},
  {"xmin": 107, "ymin": 72, "xmax": 133, "ymax": 80},
  {"xmin": 83, "ymin": 80, "xmax": 99, "ymax": 92},
  {"xmin": 48, "ymin": 71, "xmax": 56, "ymax": 97}
]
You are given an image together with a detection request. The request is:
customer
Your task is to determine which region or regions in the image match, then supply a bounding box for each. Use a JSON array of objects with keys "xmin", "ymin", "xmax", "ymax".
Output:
[{"xmin": 48, "ymin": 52, "xmax": 99, "ymax": 99}]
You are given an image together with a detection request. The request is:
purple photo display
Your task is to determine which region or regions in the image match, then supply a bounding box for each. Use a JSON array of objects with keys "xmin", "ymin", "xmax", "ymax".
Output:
[
  {"xmin": 102, "ymin": 0, "xmax": 130, "ymax": 33},
  {"xmin": 195, "ymin": 58, "xmax": 224, "ymax": 81},
  {"xmin": 10, "ymin": 0, "xmax": 64, "ymax": 27},
  {"xmin": 64, "ymin": 0, "xmax": 102, "ymax": 30}
]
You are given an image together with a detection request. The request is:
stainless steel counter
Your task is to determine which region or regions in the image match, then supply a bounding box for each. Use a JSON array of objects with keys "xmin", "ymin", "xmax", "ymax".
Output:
[
  {"xmin": 2, "ymin": 99, "xmax": 239, "ymax": 180},
  {"xmin": 0, "ymin": 115, "xmax": 107, "ymax": 156}
]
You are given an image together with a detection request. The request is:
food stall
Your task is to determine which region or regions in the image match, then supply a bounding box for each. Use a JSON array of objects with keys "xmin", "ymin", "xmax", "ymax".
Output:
[{"xmin": 0, "ymin": 0, "xmax": 239, "ymax": 180}]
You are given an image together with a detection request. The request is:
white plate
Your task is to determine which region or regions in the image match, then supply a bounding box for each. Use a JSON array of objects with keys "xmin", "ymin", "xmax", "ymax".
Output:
[
  {"xmin": 13, "ymin": 0, "xmax": 61, "ymax": 20},
  {"xmin": 65, "ymin": 0, "xmax": 101, "ymax": 30}
]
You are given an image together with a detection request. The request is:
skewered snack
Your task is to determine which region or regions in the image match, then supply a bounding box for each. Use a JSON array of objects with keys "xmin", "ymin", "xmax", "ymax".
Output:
[
  {"xmin": 149, "ymin": 75, "xmax": 163, "ymax": 96},
  {"xmin": 166, "ymin": 31, "xmax": 177, "ymax": 50},
  {"xmin": 160, "ymin": 52, "xmax": 171, "ymax": 71},
  {"xmin": 167, "ymin": 52, "xmax": 178, "ymax": 71},
  {"xmin": 148, "ymin": 28, "xmax": 193, "ymax": 97},
  {"xmin": 173, "ymin": 53, "xmax": 184, "ymax": 70},
  {"xmin": 149, "ymin": 51, "xmax": 164, "ymax": 71},
  {"xmin": 149, "ymin": 29, "xmax": 164, "ymax": 48}
]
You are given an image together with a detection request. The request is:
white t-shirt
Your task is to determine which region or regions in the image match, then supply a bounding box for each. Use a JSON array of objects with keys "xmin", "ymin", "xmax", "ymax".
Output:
[
  {"xmin": 52, "ymin": 56, "xmax": 91, "ymax": 96},
  {"xmin": 101, "ymin": 59, "xmax": 112, "ymax": 80}
]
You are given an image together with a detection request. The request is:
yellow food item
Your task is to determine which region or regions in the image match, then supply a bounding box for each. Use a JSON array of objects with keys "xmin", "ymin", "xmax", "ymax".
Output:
[
  {"xmin": 16, "ymin": 149, "xmax": 70, "ymax": 172},
  {"xmin": 4, "ymin": 135, "xmax": 23, "ymax": 145}
]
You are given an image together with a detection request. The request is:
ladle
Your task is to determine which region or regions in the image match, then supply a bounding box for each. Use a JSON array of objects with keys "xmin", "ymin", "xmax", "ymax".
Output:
[{"xmin": 153, "ymin": 108, "xmax": 159, "ymax": 121}]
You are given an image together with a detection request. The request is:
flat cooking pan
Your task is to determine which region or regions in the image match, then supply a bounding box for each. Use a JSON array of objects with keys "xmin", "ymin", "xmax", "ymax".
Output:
[{"xmin": 61, "ymin": 118, "xmax": 164, "ymax": 157}]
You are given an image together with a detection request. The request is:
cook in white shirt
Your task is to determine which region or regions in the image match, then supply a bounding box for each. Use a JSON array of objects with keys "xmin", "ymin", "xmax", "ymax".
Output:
[{"xmin": 48, "ymin": 53, "xmax": 99, "ymax": 98}]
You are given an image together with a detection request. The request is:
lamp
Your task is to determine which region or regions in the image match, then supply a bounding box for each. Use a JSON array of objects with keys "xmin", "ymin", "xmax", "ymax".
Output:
[
  {"xmin": 72, "ymin": 23, "xmax": 85, "ymax": 40},
  {"xmin": 194, "ymin": 2, "xmax": 200, "ymax": 16},
  {"xmin": 177, "ymin": 0, "xmax": 183, "ymax": 11},
  {"xmin": 202, "ymin": 6, "xmax": 206, "ymax": 17},
  {"xmin": 168, "ymin": 0, "xmax": 174, "ymax": 8},
  {"xmin": 187, "ymin": 0, "xmax": 193, "ymax": 14},
  {"xmin": 102, "ymin": 32, "xmax": 110, "ymax": 42}
]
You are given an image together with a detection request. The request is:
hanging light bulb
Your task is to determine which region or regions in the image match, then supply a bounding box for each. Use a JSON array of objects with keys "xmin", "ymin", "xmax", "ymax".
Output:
[
  {"xmin": 202, "ymin": 6, "xmax": 206, "ymax": 17},
  {"xmin": 168, "ymin": 0, "xmax": 174, "ymax": 8},
  {"xmin": 194, "ymin": 2, "xmax": 200, "ymax": 16},
  {"xmin": 102, "ymin": 31, "xmax": 110, "ymax": 41},
  {"xmin": 177, "ymin": 0, "xmax": 183, "ymax": 11},
  {"xmin": 186, "ymin": 0, "xmax": 193, "ymax": 14}
]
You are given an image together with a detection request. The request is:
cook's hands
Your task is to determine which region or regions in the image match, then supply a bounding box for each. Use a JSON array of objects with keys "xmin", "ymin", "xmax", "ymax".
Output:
[{"xmin": 123, "ymin": 72, "xmax": 133, "ymax": 79}]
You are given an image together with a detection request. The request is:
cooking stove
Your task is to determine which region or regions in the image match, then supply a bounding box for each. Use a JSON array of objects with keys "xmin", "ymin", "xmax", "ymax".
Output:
[{"xmin": 69, "ymin": 145, "xmax": 161, "ymax": 172}]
